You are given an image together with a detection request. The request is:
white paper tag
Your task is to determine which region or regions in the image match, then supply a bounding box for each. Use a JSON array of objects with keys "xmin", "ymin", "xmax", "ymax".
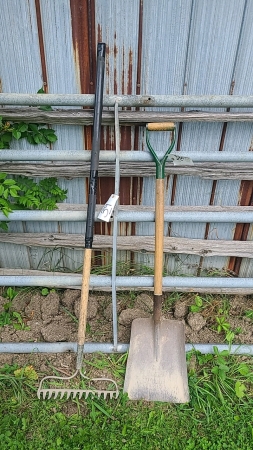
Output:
[
  {"xmin": 169, "ymin": 154, "xmax": 194, "ymax": 166},
  {"xmin": 98, "ymin": 194, "xmax": 119, "ymax": 222}
]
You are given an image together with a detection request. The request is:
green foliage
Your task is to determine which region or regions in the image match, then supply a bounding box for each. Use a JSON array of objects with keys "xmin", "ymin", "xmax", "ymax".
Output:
[
  {"xmin": 0, "ymin": 363, "xmax": 37, "ymax": 406},
  {"xmin": 41, "ymin": 288, "xmax": 50, "ymax": 296},
  {"xmin": 225, "ymin": 329, "xmax": 235, "ymax": 344},
  {"xmin": 4, "ymin": 287, "xmax": 18, "ymax": 301},
  {"xmin": 0, "ymin": 88, "xmax": 56, "ymax": 149},
  {"xmin": 215, "ymin": 308, "xmax": 231, "ymax": 333},
  {"xmin": 14, "ymin": 365, "xmax": 38, "ymax": 381},
  {"xmin": 0, "ymin": 173, "xmax": 67, "ymax": 230},
  {"xmin": 41, "ymin": 288, "xmax": 56, "ymax": 296},
  {"xmin": 244, "ymin": 309, "xmax": 253, "ymax": 320},
  {"xmin": 37, "ymin": 86, "xmax": 53, "ymax": 111},
  {"xmin": 0, "ymin": 301, "xmax": 29, "ymax": 330},
  {"xmin": 0, "ymin": 91, "xmax": 67, "ymax": 230},
  {"xmin": 188, "ymin": 346, "xmax": 253, "ymax": 415},
  {"xmin": 0, "ymin": 288, "xmax": 29, "ymax": 329},
  {"xmin": 0, "ymin": 352, "xmax": 253, "ymax": 449},
  {"xmin": 235, "ymin": 380, "xmax": 246, "ymax": 399},
  {"xmin": 190, "ymin": 294, "xmax": 203, "ymax": 313},
  {"xmin": 0, "ymin": 116, "xmax": 57, "ymax": 149}
]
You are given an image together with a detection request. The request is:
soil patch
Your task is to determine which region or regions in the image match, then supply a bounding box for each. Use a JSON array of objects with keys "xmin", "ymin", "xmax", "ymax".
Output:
[{"xmin": 1, "ymin": 289, "xmax": 253, "ymax": 372}]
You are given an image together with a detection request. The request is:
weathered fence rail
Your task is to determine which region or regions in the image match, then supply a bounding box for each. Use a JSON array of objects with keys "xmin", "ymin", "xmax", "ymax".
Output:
[
  {"xmin": 2, "ymin": 108, "xmax": 253, "ymax": 125},
  {"xmin": 1, "ymin": 161, "xmax": 253, "ymax": 180},
  {"xmin": 0, "ymin": 232, "xmax": 252, "ymax": 258}
]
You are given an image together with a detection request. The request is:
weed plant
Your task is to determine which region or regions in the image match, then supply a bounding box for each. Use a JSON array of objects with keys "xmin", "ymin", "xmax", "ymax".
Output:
[{"xmin": 0, "ymin": 348, "xmax": 252, "ymax": 449}]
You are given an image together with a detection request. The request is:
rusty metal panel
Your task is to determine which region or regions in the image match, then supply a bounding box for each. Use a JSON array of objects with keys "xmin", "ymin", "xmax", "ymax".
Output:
[
  {"xmin": 95, "ymin": 0, "xmax": 141, "ymax": 265},
  {"xmin": 0, "ymin": 0, "xmax": 42, "ymax": 93},
  {"xmin": 0, "ymin": 0, "xmax": 47, "ymax": 269},
  {"xmin": 23, "ymin": 0, "xmax": 87, "ymax": 272},
  {"xmin": 239, "ymin": 223, "xmax": 253, "ymax": 277},
  {"xmin": 136, "ymin": 0, "xmax": 193, "ymax": 271},
  {"xmin": 0, "ymin": 0, "xmax": 253, "ymax": 277},
  {"xmin": 167, "ymin": 0, "xmax": 246, "ymax": 275},
  {"xmin": 204, "ymin": 0, "xmax": 253, "ymax": 275},
  {"xmin": 0, "ymin": 221, "xmax": 31, "ymax": 269},
  {"xmin": 137, "ymin": 0, "xmax": 247, "ymax": 276},
  {"xmin": 222, "ymin": 0, "xmax": 253, "ymax": 275}
]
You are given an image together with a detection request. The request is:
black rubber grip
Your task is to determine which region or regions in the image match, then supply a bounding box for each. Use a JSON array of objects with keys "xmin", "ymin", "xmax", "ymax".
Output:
[{"xmin": 84, "ymin": 43, "xmax": 106, "ymax": 249}]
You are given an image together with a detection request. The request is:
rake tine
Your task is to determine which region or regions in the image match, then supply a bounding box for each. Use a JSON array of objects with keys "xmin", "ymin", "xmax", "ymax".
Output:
[{"xmin": 38, "ymin": 386, "xmax": 119, "ymax": 400}]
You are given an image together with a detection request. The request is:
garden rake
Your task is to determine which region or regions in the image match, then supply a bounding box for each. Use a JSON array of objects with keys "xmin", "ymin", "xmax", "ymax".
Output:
[
  {"xmin": 37, "ymin": 43, "xmax": 119, "ymax": 400},
  {"xmin": 124, "ymin": 122, "xmax": 189, "ymax": 403}
]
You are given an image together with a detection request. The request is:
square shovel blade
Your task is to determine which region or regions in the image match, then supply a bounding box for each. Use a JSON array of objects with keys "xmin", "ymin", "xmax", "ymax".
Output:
[{"xmin": 124, "ymin": 318, "xmax": 189, "ymax": 403}]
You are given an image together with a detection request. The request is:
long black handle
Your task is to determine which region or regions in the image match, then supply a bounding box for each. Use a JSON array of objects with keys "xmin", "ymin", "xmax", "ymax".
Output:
[{"xmin": 85, "ymin": 43, "xmax": 106, "ymax": 249}]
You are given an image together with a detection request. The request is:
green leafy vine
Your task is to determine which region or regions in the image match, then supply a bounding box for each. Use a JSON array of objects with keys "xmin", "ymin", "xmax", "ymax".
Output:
[
  {"xmin": 0, "ymin": 90, "xmax": 67, "ymax": 230},
  {"xmin": 0, "ymin": 117, "xmax": 57, "ymax": 149}
]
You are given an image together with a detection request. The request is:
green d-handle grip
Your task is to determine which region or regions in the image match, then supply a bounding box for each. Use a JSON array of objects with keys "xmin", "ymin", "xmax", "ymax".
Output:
[{"xmin": 146, "ymin": 122, "xmax": 176, "ymax": 179}]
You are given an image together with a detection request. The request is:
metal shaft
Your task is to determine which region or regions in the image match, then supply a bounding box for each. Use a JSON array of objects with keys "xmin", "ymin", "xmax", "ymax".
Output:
[
  {"xmin": 3, "ymin": 93, "xmax": 253, "ymax": 108},
  {"xmin": 77, "ymin": 43, "xmax": 106, "ymax": 369}
]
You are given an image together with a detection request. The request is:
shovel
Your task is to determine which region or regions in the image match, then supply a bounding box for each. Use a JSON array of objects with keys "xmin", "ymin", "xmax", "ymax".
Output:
[{"xmin": 124, "ymin": 122, "xmax": 189, "ymax": 403}]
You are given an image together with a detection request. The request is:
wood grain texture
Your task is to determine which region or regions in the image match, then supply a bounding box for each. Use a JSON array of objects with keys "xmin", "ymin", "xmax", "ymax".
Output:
[
  {"xmin": 2, "ymin": 108, "xmax": 253, "ymax": 124},
  {"xmin": 154, "ymin": 179, "xmax": 164, "ymax": 295},
  {"xmin": 78, "ymin": 248, "xmax": 92, "ymax": 346},
  {"xmin": 0, "ymin": 232, "xmax": 253, "ymax": 257},
  {"xmin": 1, "ymin": 161, "xmax": 253, "ymax": 180}
]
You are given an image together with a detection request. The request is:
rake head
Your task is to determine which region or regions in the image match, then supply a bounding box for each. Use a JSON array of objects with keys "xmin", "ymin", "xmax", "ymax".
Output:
[{"xmin": 37, "ymin": 369, "xmax": 119, "ymax": 400}]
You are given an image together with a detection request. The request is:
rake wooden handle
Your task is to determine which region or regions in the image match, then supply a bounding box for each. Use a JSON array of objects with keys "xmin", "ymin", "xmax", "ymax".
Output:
[
  {"xmin": 78, "ymin": 248, "xmax": 92, "ymax": 345},
  {"xmin": 147, "ymin": 122, "xmax": 175, "ymax": 131},
  {"xmin": 76, "ymin": 248, "xmax": 92, "ymax": 369}
]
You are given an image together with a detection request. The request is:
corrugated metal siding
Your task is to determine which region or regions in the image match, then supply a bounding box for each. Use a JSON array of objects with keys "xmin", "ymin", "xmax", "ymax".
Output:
[
  {"xmin": 136, "ymin": 0, "xmax": 193, "ymax": 271},
  {"xmin": 95, "ymin": 0, "xmax": 140, "ymax": 267},
  {"xmin": 203, "ymin": 0, "xmax": 253, "ymax": 275},
  {"xmin": 168, "ymin": 0, "xmax": 246, "ymax": 276},
  {"xmin": 38, "ymin": 0, "xmax": 87, "ymax": 272},
  {"xmin": 0, "ymin": 0, "xmax": 252, "ymax": 276}
]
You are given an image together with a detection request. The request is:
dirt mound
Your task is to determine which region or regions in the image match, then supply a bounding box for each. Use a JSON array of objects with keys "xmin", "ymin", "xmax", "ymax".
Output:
[{"xmin": 0, "ymin": 290, "xmax": 253, "ymax": 365}]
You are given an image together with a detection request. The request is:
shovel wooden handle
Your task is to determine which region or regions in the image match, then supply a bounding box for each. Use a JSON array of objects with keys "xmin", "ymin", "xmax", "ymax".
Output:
[
  {"xmin": 153, "ymin": 178, "xmax": 165, "ymax": 326},
  {"xmin": 146, "ymin": 124, "xmax": 176, "ymax": 325},
  {"xmin": 154, "ymin": 179, "xmax": 164, "ymax": 296}
]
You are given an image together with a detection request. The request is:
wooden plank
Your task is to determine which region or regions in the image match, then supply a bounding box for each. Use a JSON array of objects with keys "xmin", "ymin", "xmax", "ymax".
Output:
[
  {"xmin": 0, "ymin": 233, "xmax": 253, "ymax": 258},
  {"xmin": 0, "ymin": 268, "xmax": 251, "ymax": 294},
  {"xmin": 2, "ymin": 108, "xmax": 253, "ymax": 125},
  {"xmin": 1, "ymin": 161, "xmax": 253, "ymax": 180}
]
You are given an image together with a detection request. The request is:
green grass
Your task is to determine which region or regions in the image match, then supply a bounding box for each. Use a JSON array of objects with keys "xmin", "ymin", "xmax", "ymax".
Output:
[{"xmin": 0, "ymin": 349, "xmax": 253, "ymax": 449}]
